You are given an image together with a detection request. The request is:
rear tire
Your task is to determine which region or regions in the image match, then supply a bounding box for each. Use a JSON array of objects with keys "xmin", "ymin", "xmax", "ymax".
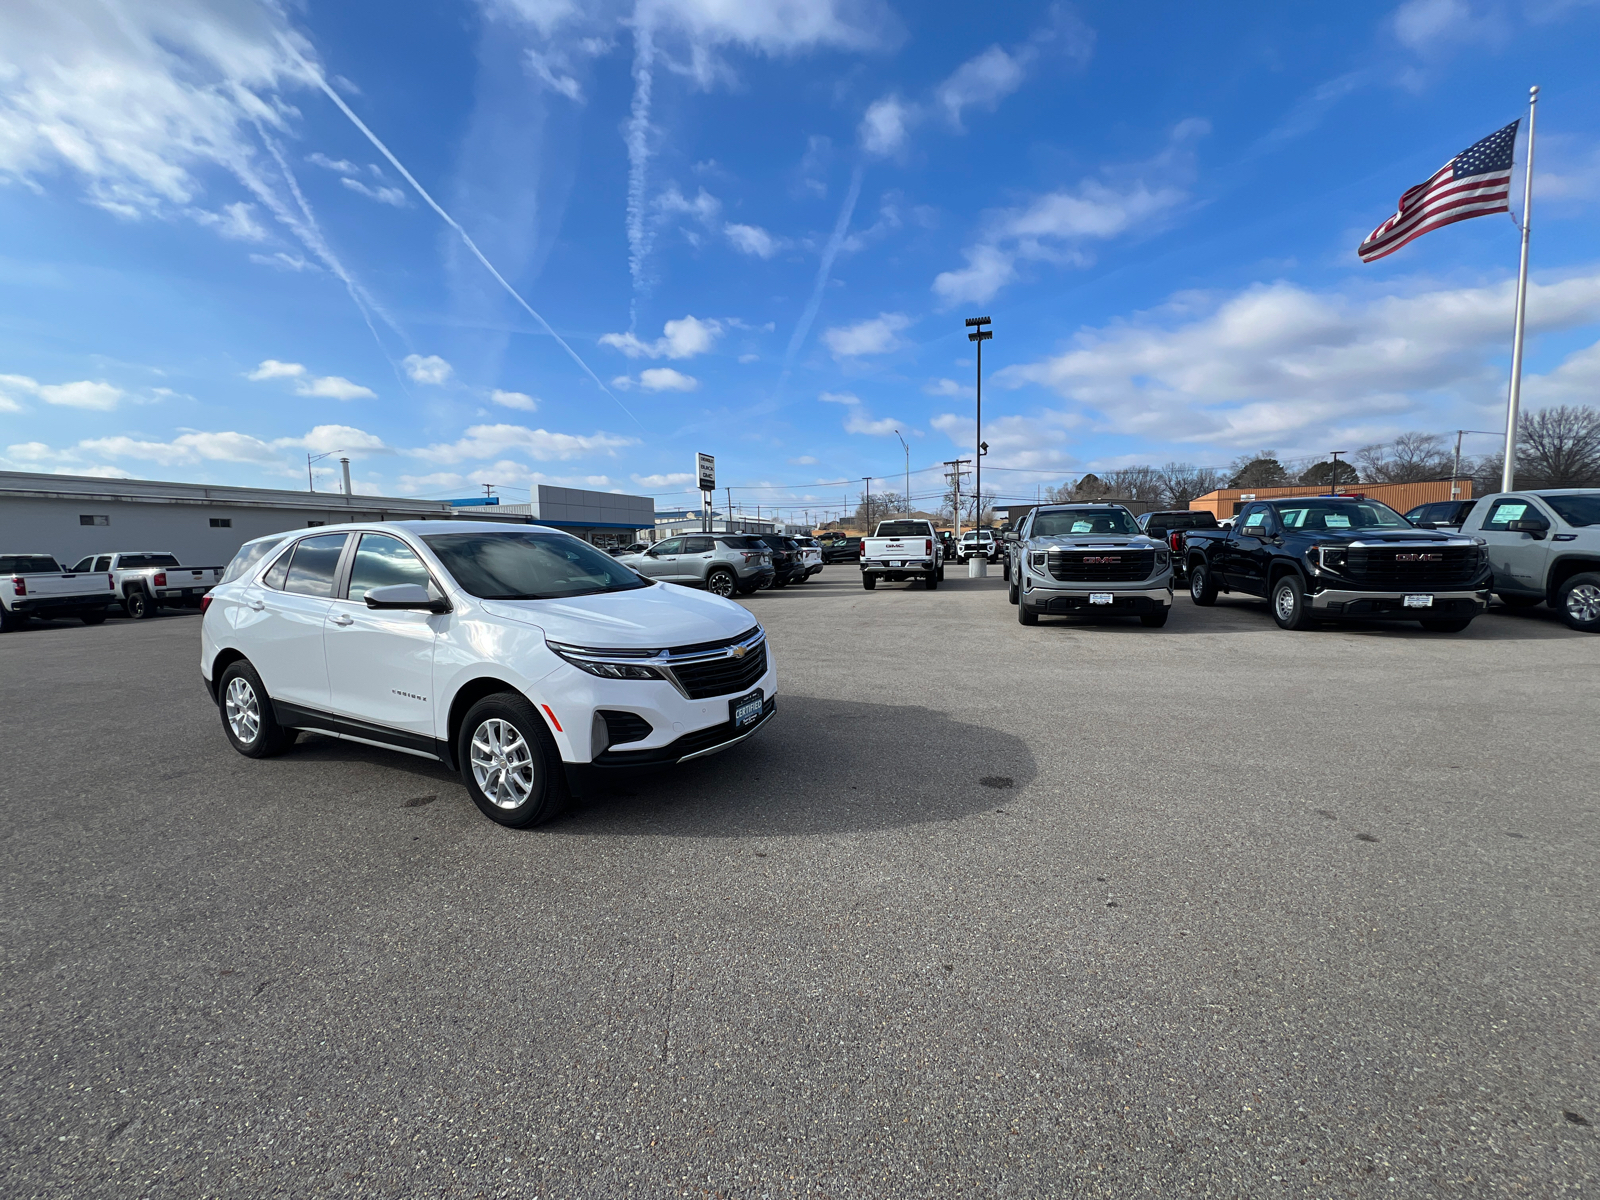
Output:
[
  {"xmin": 1270, "ymin": 574, "xmax": 1314, "ymax": 631},
  {"xmin": 125, "ymin": 590, "xmax": 152, "ymax": 619},
  {"xmin": 861, "ymin": 574, "xmax": 876, "ymax": 590},
  {"xmin": 771, "ymin": 575, "xmax": 788, "ymax": 589},
  {"xmin": 1419, "ymin": 617, "xmax": 1473, "ymax": 633},
  {"xmin": 1189, "ymin": 561, "xmax": 1217, "ymax": 606},
  {"xmin": 1557, "ymin": 572, "xmax": 1600, "ymax": 633},
  {"xmin": 1140, "ymin": 610, "xmax": 1170, "ymax": 628},
  {"xmin": 458, "ymin": 693, "xmax": 570, "ymax": 828},
  {"xmin": 0, "ymin": 608, "xmax": 25, "ymax": 633},
  {"xmin": 81, "ymin": 611, "xmax": 107, "ymax": 625},
  {"xmin": 706, "ymin": 568, "xmax": 736, "ymax": 598},
  {"xmin": 924, "ymin": 570, "xmax": 938, "ymax": 590},
  {"xmin": 218, "ymin": 660, "xmax": 296, "ymax": 758},
  {"xmin": 936, "ymin": 564, "xmax": 945, "ymax": 581}
]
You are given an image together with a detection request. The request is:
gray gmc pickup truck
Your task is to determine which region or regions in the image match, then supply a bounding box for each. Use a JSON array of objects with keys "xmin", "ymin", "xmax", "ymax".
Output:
[{"xmin": 1007, "ymin": 504, "xmax": 1174, "ymax": 627}]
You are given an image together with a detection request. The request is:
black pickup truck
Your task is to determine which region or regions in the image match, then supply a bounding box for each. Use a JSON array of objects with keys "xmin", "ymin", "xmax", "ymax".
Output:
[{"xmin": 1181, "ymin": 494, "xmax": 1491, "ymax": 631}]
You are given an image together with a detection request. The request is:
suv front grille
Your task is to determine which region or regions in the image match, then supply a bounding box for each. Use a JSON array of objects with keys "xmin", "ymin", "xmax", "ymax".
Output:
[
  {"xmin": 670, "ymin": 642, "xmax": 768, "ymax": 699},
  {"xmin": 1047, "ymin": 549, "xmax": 1154, "ymax": 582},
  {"xmin": 1344, "ymin": 546, "xmax": 1479, "ymax": 588}
]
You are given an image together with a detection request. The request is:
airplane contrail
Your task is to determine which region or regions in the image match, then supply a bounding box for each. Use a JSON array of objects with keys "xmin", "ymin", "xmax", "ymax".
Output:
[
  {"xmin": 783, "ymin": 162, "xmax": 864, "ymax": 375},
  {"xmin": 625, "ymin": 20, "xmax": 656, "ymax": 332},
  {"xmin": 280, "ymin": 37, "xmax": 645, "ymax": 431}
]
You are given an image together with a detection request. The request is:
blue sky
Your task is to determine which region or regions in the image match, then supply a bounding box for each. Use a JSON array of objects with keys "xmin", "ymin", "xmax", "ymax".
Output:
[{"xmin": 3, "ymin": 0, "xmax": 1599, "ymax": 521}]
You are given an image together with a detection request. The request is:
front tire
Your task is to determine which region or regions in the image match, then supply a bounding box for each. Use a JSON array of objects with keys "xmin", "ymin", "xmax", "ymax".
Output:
[
  {"xmin": 1017, "ymin": 596, "xmax": 1038, "ymax": 625},
  {"xmin": 861, "ymin": 574, "xmax": 876, "ymax": 590},
  {"xmin": 1189, "ymin": 561, "xmax": 1217, "ymax": 606},
  {"xmin": 706, "ymin": 568, "xmax": 736, "ymax": 598},
  {"xmin": 1557, "ymin": 572, "xmax": 1600, "ymax": 633},
  {"xmin": 1271, "ymin": 574, "xmax": 1314, "ymax": 631},
  {"xmin": 125, "ymin": 590, "xmax": 152, "ymax": 619},
  {"xmin": 218, "ymin": 660, "xmax": 296, "ymax": 758},
  {"xmin": 458, "ymin": 694, "xmax": 569, "ymax": 828},
  {"xmin": 1007, "ymin": 574, "xmax": 1019, "ymax": 605}
]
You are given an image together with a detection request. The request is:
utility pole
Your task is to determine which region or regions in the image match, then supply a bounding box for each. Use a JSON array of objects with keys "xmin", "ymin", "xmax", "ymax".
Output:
[
  {"xmin": 944, "ymin": 458, "xmax": 972, "ymax": 539},
  {"xmin": 863, "ymin": 477, "xmax": 872, "ymax": 531},
  {"xmin": 1452, "ymin": 430, "xmax": 1500, "ymax": 499},
  {"xmin": 967, "ymin": 315, "xmax": 993, "ymax": 527},
  {"xmin": 894, "ymin": 430, "xmax": 910, "ymax": 516},
  {"xmin": 725, "ymin": 486, "xmax": 732, "ymax": 534},
  {"xmin": 1328, "ymin": 451, "xmax": 1348, "ymax": 495}
]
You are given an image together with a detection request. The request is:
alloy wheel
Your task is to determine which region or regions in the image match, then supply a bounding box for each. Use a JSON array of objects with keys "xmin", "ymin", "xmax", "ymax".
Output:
[
  {"xmin": 470, "ymin": 718, "xmax": 537, "ymax": 809},
  {"xmin": 1567, "ymin": 582, "xmax": 1600, "ymax": 624},
  {"xmin": 224, "ymin": 677, "xmax": 260, "ymax": 744},
  {"xmin": 708, "ymin": 571, "xmax": 734, "ymax": 597}
]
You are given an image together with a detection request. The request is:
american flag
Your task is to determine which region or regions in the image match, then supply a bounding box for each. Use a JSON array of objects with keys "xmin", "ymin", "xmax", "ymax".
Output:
[{"xmin": 1358, "ymin": 121, "xmax": 1518, "ymax": 263}]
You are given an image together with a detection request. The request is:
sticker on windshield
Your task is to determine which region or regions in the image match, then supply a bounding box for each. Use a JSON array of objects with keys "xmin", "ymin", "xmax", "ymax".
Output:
[
  {"xmin": 1324, "ymin": 514, "xmax": 1351, "ymax": 528},
  {"xmin": 1493, "ymin": 503, "xmax": 1527, "ymax": 526},
  {"xmin": 1071, "ymin": 521, "xmax": 1092, "ymax": 533}
]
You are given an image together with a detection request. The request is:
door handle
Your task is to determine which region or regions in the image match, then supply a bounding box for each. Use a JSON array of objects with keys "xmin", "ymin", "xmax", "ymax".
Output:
[
  {"xmin": 331, "ymin": 613, "xmax": 354, "ymax": 626},
  {"xmin": 249, "ymin": 599, "xmax": 265, "ymax": 611}
]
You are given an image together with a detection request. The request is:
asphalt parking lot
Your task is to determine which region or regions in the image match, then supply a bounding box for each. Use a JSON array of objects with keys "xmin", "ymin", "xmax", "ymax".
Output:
[{"xmin": 3, "ymin": 573, "xmax": 1597, "ymax": 1198}]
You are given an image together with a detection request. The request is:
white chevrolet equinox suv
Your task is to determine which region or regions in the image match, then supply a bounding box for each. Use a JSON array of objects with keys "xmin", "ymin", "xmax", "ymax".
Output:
[{"xmin": 201, "ymin": 521, "xmax": 777, "ymax": 827}]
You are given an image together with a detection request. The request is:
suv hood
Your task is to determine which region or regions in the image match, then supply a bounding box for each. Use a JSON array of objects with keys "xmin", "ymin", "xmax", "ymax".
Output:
[
  {"xmin": 1026, "ymin": 535, "xmax": 1162, "ymax": 550},
  {"xmin": 478, "ymin": 583, "xmax": 756, "ymax": 649},
  {"xmin": 1311, "ymin": 530, "xmax": 1469, "ymax": 545}
]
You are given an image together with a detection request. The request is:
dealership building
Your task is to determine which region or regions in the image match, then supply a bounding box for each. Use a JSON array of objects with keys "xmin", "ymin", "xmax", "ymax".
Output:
[{"xmin": 0, "ymin": 471, "xmax": 653, "ymax": 567}]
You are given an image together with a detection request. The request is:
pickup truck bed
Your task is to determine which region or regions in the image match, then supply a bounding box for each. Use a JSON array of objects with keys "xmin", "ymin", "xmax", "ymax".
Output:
[{"xmin": 1, "ymin": 555, "xmax": 116, "ymax": 631}]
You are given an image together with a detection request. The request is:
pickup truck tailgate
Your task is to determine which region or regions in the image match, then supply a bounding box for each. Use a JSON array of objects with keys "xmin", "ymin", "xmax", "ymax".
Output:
[{"xmin": 863, "ymin": 537, "xmax": 932, "ymax": 560}]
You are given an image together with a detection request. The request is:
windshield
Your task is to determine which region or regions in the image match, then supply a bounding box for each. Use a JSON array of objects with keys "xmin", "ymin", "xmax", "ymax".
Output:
[
  {"xmin": 1277, "ymin": 500, "xmax": 1409, "ymax": 530},
  {"xmin": 1031, "ymin": 509, "xmax": 1140, "ymax": 537},
  {"xmin": 1538, "ymin": 493, "xmax": 1600, "ymax": 527},
  {"xmin": 877, "ymin": 521, "xmax": 929, "ymax": 537},
  {"xmin": 422, "ymin": 532, "xmax": 650, "ymax": 600},
  {"xmin": 0, "ymin": 555, "xmax": 62, "ymax": 574}
]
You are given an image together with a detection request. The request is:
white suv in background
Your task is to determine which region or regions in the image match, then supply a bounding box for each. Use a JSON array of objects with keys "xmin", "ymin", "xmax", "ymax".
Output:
[{"xmin": 201, "ymin": 522, "xmax": 778, "ymax": 827}]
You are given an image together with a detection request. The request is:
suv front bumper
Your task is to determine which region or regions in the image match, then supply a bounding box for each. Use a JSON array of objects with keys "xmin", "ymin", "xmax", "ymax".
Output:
[
  {"xmin": 1308, "ymin": 587, "xmax": 1490, "ymax": 616},
  {"xmin": 1021, "ymin": 574, "xmax": 1174, "ymax": 615}
]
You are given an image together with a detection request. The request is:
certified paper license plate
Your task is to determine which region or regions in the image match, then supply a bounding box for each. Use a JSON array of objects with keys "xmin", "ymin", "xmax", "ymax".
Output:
[
  {"xmin": 889, "ymin": 560, "xmax": 902, "ymax": 568},
  {"xmin": 731, "ymin": 689, "xmax": 764, "ymax": 730},
  {"xmin": 1089, "ymin": 593, "xmax": 1114, "ymax": 605},
  {"xmin": 1403, "ymin": 594, "xmax": 1434, "ymax": 608}
]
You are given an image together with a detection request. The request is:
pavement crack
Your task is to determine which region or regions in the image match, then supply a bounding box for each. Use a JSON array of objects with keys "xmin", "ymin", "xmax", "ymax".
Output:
[{"xmin": 660, "ymin": 967, "xmax": 675, "ymax": 1065}]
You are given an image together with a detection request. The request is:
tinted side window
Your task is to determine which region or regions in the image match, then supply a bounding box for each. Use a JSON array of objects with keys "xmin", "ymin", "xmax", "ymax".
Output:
[
  {"xmin": 94, "ymin": 556, "xmax": 112, "ymax": 572},
  {"xmin": 283, "ymin": 534, "xmax": 349, "ymax": 597},
  {"xmin": 261, "ymin": 545, "xmax": 292, "ymax": 590},
  {"xmin": 653, "ymin": 538, "xmax": 683, "ymax": 556},
  {"xmin": 347, "ymin": 534, "xmax": 431, "ymax": 602},
  {"xmin": 683, "ymin": 537, "xmax": 714, "ymax": 553},
  {"xmin": 69, "ymin": 557, "xmax": 94, "ymax": 573},
  {"xmin": 1482, "ymin": 499, "xmax": 1534, "ymax": 531},
  {"xmin": 221, "ymin": 538, "xmax": 286, "ymax": 585}
]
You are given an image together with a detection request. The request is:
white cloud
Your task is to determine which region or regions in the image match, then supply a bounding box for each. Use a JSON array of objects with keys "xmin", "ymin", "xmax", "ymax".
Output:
[
  {"xmin": 408, "ymin": 424, "xmax": 635, "ymax": 465},
  {"xmin": 738, "ymin": 353, "xmax": 759, "ymax": 364},
  {"xmin": 933, "ymin": 119, "xmax": 1206, "ymax": 306},
  {"xmin": 248, "ymin": 360, "xmax": 375, "ymax": 400},
  {"xmin": 632, "ymin": 471, "xmax": 695, "ymax": 488},
  {"xmin": 212, "ymin": 202, "xmax": 267, "ymax": 241},
  {"xmin": 69, "ymin": 423, "xmax": 390, "ymax": 469},
  {"xmin": 1000, "ymin": 269, "xmax": 1600, "ymax": 450},
  {"xmin": 248, "ymin": 252, "xmax": 316, "ymax": 272},
  {"xmin": 403, "ymin": 354, "xmax": 454, "ymax": 385},
  {"xmin": 844, "ymin": 409, "xmax": 900, "ymax": 436},
  {"xmin": 600, "ymin": 315, "xmax": 722, "ymax": 359},
  {"xmin": 248, "ymin": 359, "xmax": 306, "ymax": 381},
  {"xmin": 297, "ymin": 375, "xmax": 376, "ymax": 401},
  {"xmin": 1391, "ymin": 0, "xmax": 1501, "ymax": 53},
  {"xmin": 655, "ymin": 185, "xmax": 722, "ymax": 226},
  {"xmin": 1525, "ymin": 339, "xmax": 1600, "ymax": 407},
  {"xmin": 924, "ymin": 377, "xmax": 963, "ymax": 396},
  {"xmin": 860, "ymin": 94, "xmax": 913, "ymax": 156},
  {"xmin": 788, "ymin": 455, "xmax": 818, "ymax": 465},
  {"xmin": 725, "ymin": 223, "xmax": 782, "ymax": 257},
  {"xmin": 639, "ymin": 367, "xmax": 698, "ymax": 392},
  {"xmin": 526, "ymin": 47, "xmax": 584, "ymax": 101},
  {"xmin": 340, "ymin": 177, "xmax": 406, "ymax": 207},
  {"xmin": 277, "ymin": 424, "xmax": 389, "ymax": 454},
  {"xmin": 936, "ymin": 47, "xmax": 1027, "ymax": 128},
  {"xmin": 307, "ymin": 153, "xmax": 361, "ymax": 174},
  {"xmin": 818, "ymin": 390, "xmax": 861, "ymax": 405},
  {"xmin": 490, "ymin": 389, "xmax": 539, "ymax": 411},
  {"xmin": 822, "ymin": 312, "xmax": 912, "ymax": 357},
  {"xmin": 39, "ymin": 380, "xmax": 124, "ymax": 411}
]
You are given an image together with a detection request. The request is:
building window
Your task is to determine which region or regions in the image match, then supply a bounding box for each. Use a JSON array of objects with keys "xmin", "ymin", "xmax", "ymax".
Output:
[
  {"xmin": 209, "ymin": 518, "xmax": 232, "ymax": 528},
  {"xmin": 79, "ymin": 514, "xmax": 110, "ymax": 526},
  {"xmin": 307, "ymin": 520, "xmax": 325, "ymax": 527}
]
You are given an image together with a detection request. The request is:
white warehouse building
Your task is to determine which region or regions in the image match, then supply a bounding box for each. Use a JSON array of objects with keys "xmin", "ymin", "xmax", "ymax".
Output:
[{"xmin": 0, "ymin": 472, "xmax": 652, "ymax": 568}]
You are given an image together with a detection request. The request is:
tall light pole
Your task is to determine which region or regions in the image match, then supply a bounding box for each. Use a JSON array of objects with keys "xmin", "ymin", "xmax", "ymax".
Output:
[
  {"xmin": 966, "ymin": 316, "xmax": 992, "ymax": 527},
  {"xmin": 894, "ymin": 430, "xmax": 910, "ymax": 516},
  {"xmin": 1328, "ymin": 451, "xmax": 1349, "ymax": 494},
  {"xmin": 306, "ymin": 448, "xmax": 344, "ymax": 492}
]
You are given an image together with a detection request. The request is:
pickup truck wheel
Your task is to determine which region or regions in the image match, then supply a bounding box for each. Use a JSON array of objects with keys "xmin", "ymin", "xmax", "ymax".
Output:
[
  {"xmin": 1270, "ymin": 574, "xmax": 1314, "ymax": 631},
  {"xmin": 861, "ymin": 574, "xmax": 876, "ymax": 590},
  {"xmin": 0, "ymin": 609, "xmax": 24, "ymax": 633},
  {"xmin": 81, "ymin": 611, "xmax": 107, "ymax": 625},
  {"xmin": 125, "ymin": 590, "xmax": 152, "ymax": 619},
  {"xmin": 1188, "ymin": 562, "xmax": 1217, "ymax": 606},
  {"xmin": 1007, "ymin": 575, "xmax": 1019, "ymax": 605},
  {"xmin": 924, "ymin": 569, "xmax": 939, "ymax": 590},
  {"xmin": 1017, "ymin": 596, "xmax": 1038, "ymax": 625},
  {"xmin": 1557, "ymin": 572, "xmax": 1600, "ymax": 632},
  {"xmin": 459, "ymin": 694, "xmax": 569, "ymax": 828},
  {"xmin": 1140, "ymin": 610, "xmax": 1170, "ymax": 628},
  {"xmin": 1419, "ymin": 617, "xmax": 1474, "ymax": 633},
  {"xmin": 706, "ymin": 568, "xmax": 736, "ymax": 598},
  {"xmin": 1001, "ymin": 556, "xmax": 1010, "ymax": 582},
  {"xmin": 936, "ymin": 564, "xmax": 945, "ymax": 581},
  {"xmin": 218, "ymin": 661, "xmax": 296, "ymax": 758}
]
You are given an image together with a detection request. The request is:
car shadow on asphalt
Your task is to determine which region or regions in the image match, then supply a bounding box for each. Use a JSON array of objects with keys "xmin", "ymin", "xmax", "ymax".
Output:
[
  {"xmin": 1185, "ymin": 597, "xmax": 1583, "ymax": 640},
  {"xmin": 556, "ymin": 693, "xmax": 1038, "ymax": 838}
]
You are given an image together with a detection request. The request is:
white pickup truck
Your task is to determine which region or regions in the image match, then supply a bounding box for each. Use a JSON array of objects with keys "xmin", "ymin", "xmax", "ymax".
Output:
[
  {"xmin": 859, "ymin": 519, "xmax": 944, "ymax": 591},
  {"xmin": 65, "ymin": 551, "xmax": 225, "ymax": 619},
  {"xmin": 1, "ymin": 554, "xmax": 117, "ymax": 631}
]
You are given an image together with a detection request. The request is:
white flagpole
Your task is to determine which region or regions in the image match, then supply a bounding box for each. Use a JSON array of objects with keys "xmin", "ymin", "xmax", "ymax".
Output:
[{"xmin": 1500, "ymin": 85, "xmax": 1539, "ymax": 492}]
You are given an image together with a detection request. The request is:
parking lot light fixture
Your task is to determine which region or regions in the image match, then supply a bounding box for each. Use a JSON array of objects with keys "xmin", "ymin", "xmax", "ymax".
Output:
[{"xmin": 967, "ymin": 317, "xmax": 992, "ymax": 527}]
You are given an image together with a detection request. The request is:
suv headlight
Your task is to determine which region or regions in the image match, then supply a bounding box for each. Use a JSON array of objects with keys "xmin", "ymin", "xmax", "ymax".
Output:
[
  {"xmin": 1155, "ymin": 548, "xmax": 1169, "ymax": 567},
  {"xmin": 1028, "ymin": 550, "xmax": 1046, "ymax": 570},
  {"xmin": 547, "ymin": 641, "xmax": 666, "ymax": 681}
]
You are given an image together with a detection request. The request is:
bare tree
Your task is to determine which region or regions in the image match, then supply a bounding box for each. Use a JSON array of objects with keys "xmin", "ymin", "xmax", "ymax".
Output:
[
  {"xmin": 1103, "ymin": 465, "xmax": 1165, "ymax": 506},
  {"xmin": 1355, "ymin": 432, "xmax": 1451, "ymax": 483},
  {"xmin": 1228, "ymin": 452, "xmax": 1289, "ymax": 488},
  {"xmin": 1158, "ymin": 462, "xmax": 1224, "ymax": 508},
  {"xmin": 1045, "ymin": 481, "xmax": 1076, "ymax": 504},
  {"xmin": 853, "ymin": 490, "xmax": 904, "ymax": 529},
  {"xmin": 1518, "ymin": 405, "xmax": 1600, "ymax": 486}
]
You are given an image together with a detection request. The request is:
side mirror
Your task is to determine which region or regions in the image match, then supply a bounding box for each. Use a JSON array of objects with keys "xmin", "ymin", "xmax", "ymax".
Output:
[
  {"xmin": 365, "ymin": 583, "xmax": 449, "ymax": 612},
  {"xmin": 1413, "ymin": 520, "xmax": 1437, "ymax": 529},
  {"xmin": 1507, "ymin": 519, "xmax": 1548, "ymax": 536}
]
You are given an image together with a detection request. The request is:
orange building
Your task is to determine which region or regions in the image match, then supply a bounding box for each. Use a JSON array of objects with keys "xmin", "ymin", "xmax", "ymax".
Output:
[{"xmin": 1189, "ymin": 479, "xmax": 1472, "ymax": 519}]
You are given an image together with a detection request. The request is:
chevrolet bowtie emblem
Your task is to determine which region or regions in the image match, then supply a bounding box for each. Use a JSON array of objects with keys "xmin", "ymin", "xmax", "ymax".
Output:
[{"xmin": 730, "ymin": 645, "xmax": 746, "ymax": 659}]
